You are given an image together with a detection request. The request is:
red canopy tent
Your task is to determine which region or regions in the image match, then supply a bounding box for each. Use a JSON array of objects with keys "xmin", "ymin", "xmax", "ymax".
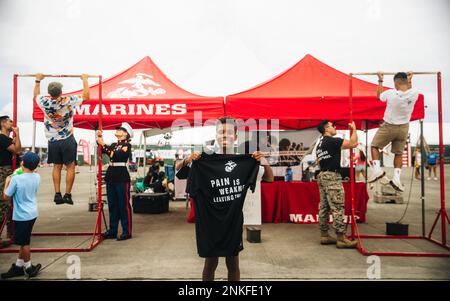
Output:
[
  {"xmin": 9, "ymin": 56, "xmax": 224, "ymax": 254},
  {"xmin": 32, "ymin": 56, "xmax": 224, "ymax": 130},
  {"xmin": 225, "ymin": 54, "xmax": 424, "ymax": 130}
]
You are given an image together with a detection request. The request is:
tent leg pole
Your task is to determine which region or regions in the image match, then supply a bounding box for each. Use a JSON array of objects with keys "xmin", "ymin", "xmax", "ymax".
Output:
[
  {"xmin": 32, "ymin": 120, "xmax": 36, "ymax": 153},
  {"xmin": 12, "ymin": 74, "xmax": 18, "ymax": 170},
  {"xmin": 365, "ymin": 120, "xmax": 368, "ymax": 186},
  {"xmin": 144, "ymin": 137, "xmax": 147, "ymax": 176},
  {"xmin": 349, "ymin": 74, "xmax": 356, "ymax": 239},
  {"xmin": 436, "ymin": 72, "xmax": 447, "ymax": 245},
  {"xmin": 420, "ymin": 120, "xmax": 425, "ymax": 237},
  {"xmin": 97, "ymin": 76, "xmax": 103, "ymax": 240}
]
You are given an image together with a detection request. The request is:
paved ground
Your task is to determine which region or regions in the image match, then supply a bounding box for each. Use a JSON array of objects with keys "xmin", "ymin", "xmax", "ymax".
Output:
[{"xmin": 1, "ymin": 166, "xmax": 449, "ymax": 280}]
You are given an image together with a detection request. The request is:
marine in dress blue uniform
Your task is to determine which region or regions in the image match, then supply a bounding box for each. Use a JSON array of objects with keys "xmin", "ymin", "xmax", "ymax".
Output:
[{"xmin": 97, "ymin": 123, "xmax": 134, "ymax": 241}]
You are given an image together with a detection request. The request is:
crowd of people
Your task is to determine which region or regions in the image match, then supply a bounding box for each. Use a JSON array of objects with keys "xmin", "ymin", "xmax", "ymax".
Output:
[{"xmin": 0, "ymin": 71, "xmax": 439, "ymax": 280}]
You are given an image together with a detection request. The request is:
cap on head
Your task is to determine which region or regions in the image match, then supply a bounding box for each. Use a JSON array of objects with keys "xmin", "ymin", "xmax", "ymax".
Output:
[
  {"xmin": 116, "ymin": 122, "xmax": 133, "ymax": 139},
  {"xmin": 48, "ymin": 82, "xmax": 63, "ymax": 98},
  {"xmin": 22, "ymin": 152, "xmax": 40, "ymax": 171}
]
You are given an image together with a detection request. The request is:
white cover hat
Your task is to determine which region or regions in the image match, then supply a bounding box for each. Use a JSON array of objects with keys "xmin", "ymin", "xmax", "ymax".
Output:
[{"xmin": 116, "ymin": 122, "xmax": 134, "ymax": 138}]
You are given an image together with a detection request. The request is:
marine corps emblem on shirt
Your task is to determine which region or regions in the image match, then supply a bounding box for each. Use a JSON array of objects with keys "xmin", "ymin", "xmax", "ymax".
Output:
[{"xmin": 225, "ymin": 160, "xmax": 237, "ymax": 172}]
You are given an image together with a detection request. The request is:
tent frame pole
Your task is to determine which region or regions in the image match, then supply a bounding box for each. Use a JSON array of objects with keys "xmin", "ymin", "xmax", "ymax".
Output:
[
  {"xmin": 420, "ymin": 120, "xmax": 426, "ymax": 237},
  {"xmin": 144, "ymin": 134, "xmax": 147, "ymax": 177},
  {"xmin": 0, "ymin": 74, "xmax": 104, "ymax": 253},
  {"xmin": 349, "ymin": 74, "xmax": 356, "ymax": 240},
  {"xmin": 364, "ymin": 120, "xmax": 368, "ymax": 187},
  {"xmin": 348, "ymin": 72, "xmax": 449, "ymax": 257},
  {"xmin": 31, "ymin": 120, "xmax": 36, "ymax": 153}
]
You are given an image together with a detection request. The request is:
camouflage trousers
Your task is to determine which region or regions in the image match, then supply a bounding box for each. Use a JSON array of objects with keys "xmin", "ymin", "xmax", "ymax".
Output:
[
  {"xmin": 317, "ymin": 171, "xmax": 345, "ymax": 234},
  {"xmin": 0, "ymin": 166, "xmax": 13, "ymax": 238}
]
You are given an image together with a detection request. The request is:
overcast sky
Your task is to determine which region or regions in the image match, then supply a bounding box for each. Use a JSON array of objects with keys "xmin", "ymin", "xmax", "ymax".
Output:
[{"xmin": 0, "ymin": 0, "xmax": 449, "ymax": 145}]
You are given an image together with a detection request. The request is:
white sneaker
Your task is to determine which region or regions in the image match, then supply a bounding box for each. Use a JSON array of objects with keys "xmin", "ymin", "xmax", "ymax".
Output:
[
  {"xmin": 379, "ymin": 176, "xmax": 390, "ymax": 185},
  {"xmin": 390, "ymin": 177, "xmax": 405, "ymax": 192},
  {"xmin": 434, "ymin": 177, "xmax": 438, "ymax": 181},
  {"xmin": 368, "ymin": 169, "xmax": 386, "ymax": 183},
  {"xmin": 427, "ymin": 177, "xmax": 431, "ymax": 180}
]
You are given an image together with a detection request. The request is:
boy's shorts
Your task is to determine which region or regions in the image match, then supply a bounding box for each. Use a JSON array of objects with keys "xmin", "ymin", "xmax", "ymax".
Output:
[
  {"xmin": 371, "ymin": 122, "xmax": 409, "ymax": 155},
  {"xmin": 13, "ymin": 218, "xmax": 36, "ymax": 246}
]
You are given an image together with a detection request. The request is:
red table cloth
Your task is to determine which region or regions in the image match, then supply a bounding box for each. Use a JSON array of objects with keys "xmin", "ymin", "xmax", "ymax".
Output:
[{"xmin": 261, "ymin": 181, "xmax": 368, "ymax": 223}]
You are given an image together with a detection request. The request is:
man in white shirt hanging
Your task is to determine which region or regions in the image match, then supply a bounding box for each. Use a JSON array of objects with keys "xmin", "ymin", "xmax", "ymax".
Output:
[{"xmin": 369, "ymin": 71, "xmax": 419, "ymax": 192}]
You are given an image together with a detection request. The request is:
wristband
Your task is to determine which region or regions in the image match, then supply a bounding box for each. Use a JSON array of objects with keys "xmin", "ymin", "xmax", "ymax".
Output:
[{"xmin": 35, "ymin": 80, "xmax": 41, "ymax": 83}]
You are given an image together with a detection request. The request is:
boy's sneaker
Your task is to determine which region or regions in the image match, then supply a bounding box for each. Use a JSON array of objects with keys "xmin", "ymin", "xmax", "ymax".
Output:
[
  {"xmin": 54, "ymin": 193, "xmax": 64, "ymax": 205},
  {"xmin": 63, "ymin": 193, "xmax": 74, "ymax": 205},
  {"xmin": 24, "ymin": 264, "xmax": 41, "ymax": 279},
  {"xmin": 368, "ymin": 169, "xmax": 385, "ymax": 183},
  {"xmin": 1, "ymin": 264, "xmax": 25, "ymax": 279},
  {"xmin": 390, "ymin": 177, "xmax": 405, "ymax": 192}
]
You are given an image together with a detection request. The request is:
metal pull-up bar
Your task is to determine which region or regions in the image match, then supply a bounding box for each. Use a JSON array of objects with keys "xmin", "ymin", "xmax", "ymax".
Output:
[
  {"xmin": 351, "ymin": 72, "xmax": 439, "ymax": 76},
  {"xmin": 348, "ymin": 70, "xmax": 448, "ymax": 257},
  {"xmin": 9, "ymin": 73, "xmax": 105, "ymax": 251},
  {"xmin": 15, "ymin": 74, "xmax": 101, "ymax": 78}
]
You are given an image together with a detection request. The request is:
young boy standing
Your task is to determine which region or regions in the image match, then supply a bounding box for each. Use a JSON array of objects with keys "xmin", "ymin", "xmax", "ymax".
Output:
[
  {"xmin": 1, "ymin": 152, "xmax": 42, "ymax": 279},
  {"xmin": 181, "ymin": 117, "xmax": 274, "ymax": 281}
]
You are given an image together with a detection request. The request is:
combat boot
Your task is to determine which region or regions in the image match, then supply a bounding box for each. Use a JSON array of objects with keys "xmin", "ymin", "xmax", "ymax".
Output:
[
  {"xmin": 320, "ymin": 231, "xmax": 337, "ymax": 245},
  {"xmin": 336, "ymin": 233, "xmax": 358, "ymax": 249}
]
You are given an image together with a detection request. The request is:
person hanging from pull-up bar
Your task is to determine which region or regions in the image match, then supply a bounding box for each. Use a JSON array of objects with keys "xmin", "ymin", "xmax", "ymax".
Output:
[
  {"xmin": 368, "ymin": 72, "xmax": 419, "ymax": 192},
  {"xmin": 33, "ymin": 73, "xmax": 90, "ymax": 205}
]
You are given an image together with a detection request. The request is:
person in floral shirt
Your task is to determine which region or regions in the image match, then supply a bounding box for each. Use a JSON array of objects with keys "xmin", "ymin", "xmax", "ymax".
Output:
[{"xmin": 33, "ymin": 73, "xmax": 90, "ymax": 205}]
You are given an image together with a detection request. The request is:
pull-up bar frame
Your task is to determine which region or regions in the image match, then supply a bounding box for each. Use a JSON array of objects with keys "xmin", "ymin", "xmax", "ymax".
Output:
[
  {"xmin": 0, "ymin": 73, "xmax": 104, "ymax": 253},
  {"xmin": 348, "ymin": 71, "xmax": 449, "ymax": 257}
]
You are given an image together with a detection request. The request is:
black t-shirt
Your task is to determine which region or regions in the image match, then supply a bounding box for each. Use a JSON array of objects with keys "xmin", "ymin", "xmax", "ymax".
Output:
[
  {"xmin": 101, "ymin": 141, "xmax": 132, "ymax": 183},
  {"xmin": 187, "ymin": 153, "xmax": 260, "ymax": 258},
  {"xmin": 0, "ymin": 133, "xmax": 13, "ymax": 166},
  {"xmin": 316, "ymin": 136, "xmax": 343, "ymax": 171}
]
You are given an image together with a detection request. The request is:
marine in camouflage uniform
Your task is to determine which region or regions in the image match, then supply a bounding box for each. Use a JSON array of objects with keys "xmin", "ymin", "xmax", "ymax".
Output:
[
  {"xmin": 317, "ymin": 171, "xmax": 345, "ymax": 234},
  {"xmin": 0, "ymin": 165, "xmax": 13, "ymax": 242},
  {"xmin": 315, "ymin": 120, "xmax": 358, "ymax": 248},
  {"xmin": 0, "ymin": 115, "xmax": 19, "ymax": 247}
]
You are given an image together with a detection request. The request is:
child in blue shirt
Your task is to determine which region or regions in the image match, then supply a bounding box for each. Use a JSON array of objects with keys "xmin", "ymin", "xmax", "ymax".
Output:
[
  {"xmin": 1, "ymin": 152, "xmax": 41, "ymax": 279},
  {"xmin": 427, "ymin": 152, "xmax": 438, "ymax": 180}
]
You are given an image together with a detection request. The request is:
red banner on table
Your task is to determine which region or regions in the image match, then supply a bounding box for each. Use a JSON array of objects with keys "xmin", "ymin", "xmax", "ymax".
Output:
[{"xmin": 260, "ymin": 181, "xmax": 369, "ymax": 223}]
